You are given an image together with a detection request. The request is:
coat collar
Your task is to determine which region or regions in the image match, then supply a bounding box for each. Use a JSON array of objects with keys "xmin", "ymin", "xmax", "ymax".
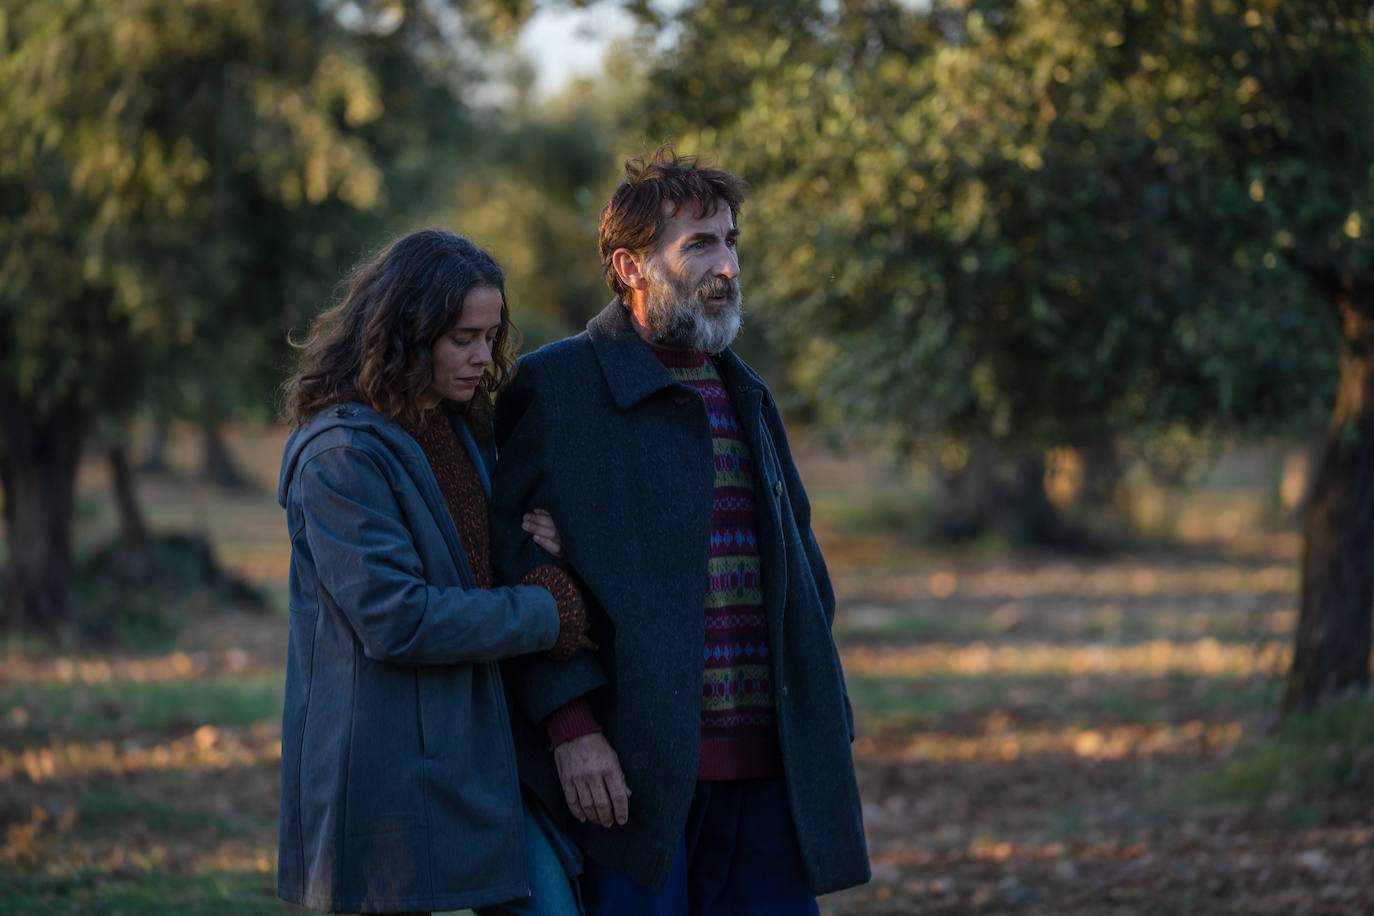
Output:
[{"xmin": 585, "ymin": 300, "xmax": 769, "ymax": 409}]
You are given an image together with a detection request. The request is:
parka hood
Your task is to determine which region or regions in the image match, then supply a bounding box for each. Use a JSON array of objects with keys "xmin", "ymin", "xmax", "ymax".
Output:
[
  {"xmin": 278, "ymin": 402, "xmax": 492, "ymax": 509},
  {"xmin": 277, "ymin": 403, "xmax": 411, "ymax": 509}
]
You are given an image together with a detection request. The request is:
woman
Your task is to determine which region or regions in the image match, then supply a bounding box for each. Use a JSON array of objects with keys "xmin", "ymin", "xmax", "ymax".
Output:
[{"xmin": 277, "ymin": 229, "xmax": 589, "ymax": 915}]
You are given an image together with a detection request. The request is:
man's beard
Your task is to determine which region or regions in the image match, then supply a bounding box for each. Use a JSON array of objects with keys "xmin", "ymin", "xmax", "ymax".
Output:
[{"xmin": 639, "ymin": 255, "xmax": 742, "ymax": 354}]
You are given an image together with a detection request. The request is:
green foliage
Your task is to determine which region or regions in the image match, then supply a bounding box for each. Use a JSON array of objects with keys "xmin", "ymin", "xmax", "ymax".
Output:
[
  {"xmin": 448, "ymin": 91, "xmax": 623, "ymax": 341},
  {"xmin": 0, "ymin": 0, "xmax": 532, "ymax": 427},
  {"xmin": 0, "ymin": 0, "xmax": 544, "ymax": 632},
  {"xmin": 638, "ymin": 0, "xmax": 1370, "ymax": 456},
  {"xmin": 0, "ymin": 0, "xmax": 385, "ymax": 414},
  {"xmin": 1181, "ymin": 694, "xmax": 1374, "ymax": 806}
]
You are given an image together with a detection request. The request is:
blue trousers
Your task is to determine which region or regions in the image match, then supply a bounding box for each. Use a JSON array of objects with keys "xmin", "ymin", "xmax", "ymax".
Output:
[
  {"xmin": 581, "ymin": 780, "xmax": 819, "ymax": 916},
  {"xmin": 475, "ymin": 797, "xmax": 583, "ymax": 916}
]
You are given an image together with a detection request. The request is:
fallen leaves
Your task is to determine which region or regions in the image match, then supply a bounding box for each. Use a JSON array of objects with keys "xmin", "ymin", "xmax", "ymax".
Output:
[
  {"xmin": 0, "ymin": 722, "xmax": 281, "ymax": 784},
  {"xmin": 843, "ymin": 637, "xmax": 1290, "ymax": 679}
]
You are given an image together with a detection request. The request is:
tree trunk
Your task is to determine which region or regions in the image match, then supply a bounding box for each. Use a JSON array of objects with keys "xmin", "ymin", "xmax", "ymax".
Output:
[
  {"xmin": 999, "ymin": 453, "xmax": 1059, "ymax": 545},
  {"xmin": 108, "ymin": 443, "xmax": 150, "ymax": 555},
  {"xmin": 1076, "ymin": 432, "xmax": 1122, "ymax": 510},
  {"xmin": 0, "ymin": 447, "xmax": 13, "ymax": 540},
  {"xmin": 1282, "ymin": 292, "xmax": 1374, "ymax": 716},
  {"xmin": 0, "ymin": 389, "xmax": 92, "ymax": 638},
  {"xmin": 930, "ymin": 435, "xmax": 1002, "ymax": 540},
  {"xmin": 199, "ymin": 396, "xmax": 247, "ymax": 489},
  {"xmin": 139, "ymin": 418, "xmax": 169, "ymax": 473}
]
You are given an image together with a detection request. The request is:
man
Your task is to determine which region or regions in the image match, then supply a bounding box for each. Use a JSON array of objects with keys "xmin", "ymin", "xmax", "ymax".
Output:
[{"xmin": 491, "ymin": 145, "xmax": 869, "ymax": 915}]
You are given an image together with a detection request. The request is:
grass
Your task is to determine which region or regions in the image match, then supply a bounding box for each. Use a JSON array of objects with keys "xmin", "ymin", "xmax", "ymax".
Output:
[
  {"xmin": 0, "ymin": 674, "xmax": 284, "ymax": 735},
  {"xmin": 834, "ymin": 602, "xmax": 1295, "ymax": 644},
  {"xmin": 0, "ymin": 871, "xmax": 295, "ymax": 916},
  {"xmin": 846, "ymin": 673, "xmax": 1281, "ymax": 726},
  {"xmin": 75, "ymin": 785, "xmax": 253, "ymax": 835},
  {"xmin": 1177, "ymin": 694, "xmax": 1374, "ymax": 807}
]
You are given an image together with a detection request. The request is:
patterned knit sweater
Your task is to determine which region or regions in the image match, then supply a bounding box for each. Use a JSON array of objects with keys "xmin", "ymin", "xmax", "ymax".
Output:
[{"xmin": 654, "ymin": 345, "xmax": 780, "ymax": 780}]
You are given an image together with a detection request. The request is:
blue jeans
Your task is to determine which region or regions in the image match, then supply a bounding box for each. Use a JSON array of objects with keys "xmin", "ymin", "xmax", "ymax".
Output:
[
  {"xmin": 582, "ymin": 780, "xmax": 818, "ymax": 916},
  {"xmin": 474, "ymin": 798, "xmax": 583, "ymax": 916}
]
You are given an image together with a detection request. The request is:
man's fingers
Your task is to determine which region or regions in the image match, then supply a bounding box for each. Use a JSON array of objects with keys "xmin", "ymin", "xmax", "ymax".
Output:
[
  {"xmin": 608, "ymin": 771, "xmax": 631, "ymax": 826},
  {"xmin": 572, "ymin": 779, "xmax": 596, "ymax": 823},
  {"xmin": 589, "ymin": 780, "xmax": 615, "ymax": 827}
]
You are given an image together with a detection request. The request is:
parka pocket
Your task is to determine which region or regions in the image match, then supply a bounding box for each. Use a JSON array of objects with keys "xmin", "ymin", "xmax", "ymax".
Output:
[
  {"xmin": 415, "ymin": 667, "xmax": 468, "ymax": 759},
  {"xmin": 415, "ymin": 669, "xmax": 436, "ymax": 759}
]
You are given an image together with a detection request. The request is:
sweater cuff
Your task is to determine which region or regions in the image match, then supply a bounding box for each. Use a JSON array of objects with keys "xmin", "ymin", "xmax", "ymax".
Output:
[
  {"xmin": 545, "ymin": 697, "xmax": 601, "ymax": 749},
  {"xmin": 521, "ymin": 563, "xmax": 591, "ymax": 660}
]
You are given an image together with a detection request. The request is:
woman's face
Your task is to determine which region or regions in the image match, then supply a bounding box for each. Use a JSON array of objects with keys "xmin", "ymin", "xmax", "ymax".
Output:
[{"xmin": 427, "ymin": 285, "xmax": 503, "ymax": 405}]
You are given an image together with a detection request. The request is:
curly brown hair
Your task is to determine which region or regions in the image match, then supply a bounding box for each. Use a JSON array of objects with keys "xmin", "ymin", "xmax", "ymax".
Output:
[
  {"xmin": 598, "ymin": 142, "xmax": 746, "ymax": 301},
  {"xmin": 280, "ymin": 229, "xmax": 517, "ymax": 435}
]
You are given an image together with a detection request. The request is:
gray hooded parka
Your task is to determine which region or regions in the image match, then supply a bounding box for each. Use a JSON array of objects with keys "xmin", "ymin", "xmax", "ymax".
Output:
[{"xmin": 276, "ymin": 403, "xmax": 560, "ymax": 913}]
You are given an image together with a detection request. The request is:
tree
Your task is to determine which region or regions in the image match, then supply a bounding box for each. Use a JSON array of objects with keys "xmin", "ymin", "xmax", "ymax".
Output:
[
  {"xmin": 448, "ymin": 93, "xmax": 621, "ymax": 341},
  {"xmin": 635, "ymin": 0, "xmax": 1371, "ymax": 709},
  {"xmin": 131, "ymin": 0, "xmax": 495, "ymax": 489},
  {"xmin": 0, "ymin": 0, "xmax": 404, "ymax": 636}
]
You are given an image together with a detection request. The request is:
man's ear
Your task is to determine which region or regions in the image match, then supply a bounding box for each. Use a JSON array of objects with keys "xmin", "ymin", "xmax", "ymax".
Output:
[{"xmin": 611, "ymin": 248, "xmax": 649, "ymax": 291}]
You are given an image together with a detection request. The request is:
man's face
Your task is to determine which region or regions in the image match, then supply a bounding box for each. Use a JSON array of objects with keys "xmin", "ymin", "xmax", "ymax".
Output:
[{"xmin": 637, "ymin": 200, "xmax": 742, "ymax": 353}]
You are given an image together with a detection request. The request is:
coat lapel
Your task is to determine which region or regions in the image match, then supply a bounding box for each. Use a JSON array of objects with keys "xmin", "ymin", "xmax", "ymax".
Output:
[{"xmin": 586, "ymin": 301, "xmax": 682, "ymax": 409}]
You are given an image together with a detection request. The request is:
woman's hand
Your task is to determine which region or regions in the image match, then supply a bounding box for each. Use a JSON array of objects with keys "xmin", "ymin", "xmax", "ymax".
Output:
[{"xmin": 523, "ymin": 508, "xmax": 563, "ymax": 559}]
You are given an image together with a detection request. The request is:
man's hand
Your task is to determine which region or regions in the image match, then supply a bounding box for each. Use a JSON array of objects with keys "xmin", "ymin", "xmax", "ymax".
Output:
[{"xmin": 553, "ymin": 733, "xmax": 630, "ymax": 827}]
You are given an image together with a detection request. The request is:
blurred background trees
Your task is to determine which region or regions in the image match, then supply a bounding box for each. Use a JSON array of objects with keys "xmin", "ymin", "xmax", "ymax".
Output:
[
  {"xmin": 0, "ymin": 0, "xmax": 510, "ymax": 634},
  {"xmin": 0, "ymin": 0, "xmax": 1369, "ymax": 713},
  {"xmin": 628, "ymin": 0, "xmax": 1372, "ymax": 714}
]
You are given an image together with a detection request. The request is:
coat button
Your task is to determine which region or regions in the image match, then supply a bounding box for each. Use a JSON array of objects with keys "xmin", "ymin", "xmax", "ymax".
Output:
[
  {"xmin": 773, "ymin": 480, "xmax": 783, "ymax": 496},
  {"xmin": 335, "ymin": 405, "xmax": 349, "ymax": 417}
]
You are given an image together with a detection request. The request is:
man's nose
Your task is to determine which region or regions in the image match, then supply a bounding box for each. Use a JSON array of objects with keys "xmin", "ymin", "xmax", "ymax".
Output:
[{"xmin": 717, "ymin": 247, "xmax": 739, "ymax": 280}]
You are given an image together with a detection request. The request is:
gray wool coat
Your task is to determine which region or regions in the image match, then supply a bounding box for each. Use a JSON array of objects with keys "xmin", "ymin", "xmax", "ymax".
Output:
[
  {"xmin": 490, "ymin": 301, "xmax": 870, "ymax": 896},
  {"xmin": 276, "ymin": 403, "xmax": 561, "ymax": 914}
]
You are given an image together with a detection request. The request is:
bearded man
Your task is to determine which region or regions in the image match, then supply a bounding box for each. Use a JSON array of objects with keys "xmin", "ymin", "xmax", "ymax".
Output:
[{"xmin": 490, "ymin": 145, "xmax": 869, "ymax": 916}]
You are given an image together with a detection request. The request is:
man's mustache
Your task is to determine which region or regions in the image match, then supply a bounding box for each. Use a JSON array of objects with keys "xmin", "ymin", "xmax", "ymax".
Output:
[{"xmin": 699, "ymin": 276, "xmax": 739, "ymax": 300}]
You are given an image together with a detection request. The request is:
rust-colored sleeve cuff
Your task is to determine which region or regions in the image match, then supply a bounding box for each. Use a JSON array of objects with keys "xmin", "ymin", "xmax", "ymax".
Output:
[
  {"xmin": 544, "ymin": 696, "xmax": 602, "ymax": 749},
  {"xmin": 521, "ymin": 563, "xmax": 593, "ymax": 661}
]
